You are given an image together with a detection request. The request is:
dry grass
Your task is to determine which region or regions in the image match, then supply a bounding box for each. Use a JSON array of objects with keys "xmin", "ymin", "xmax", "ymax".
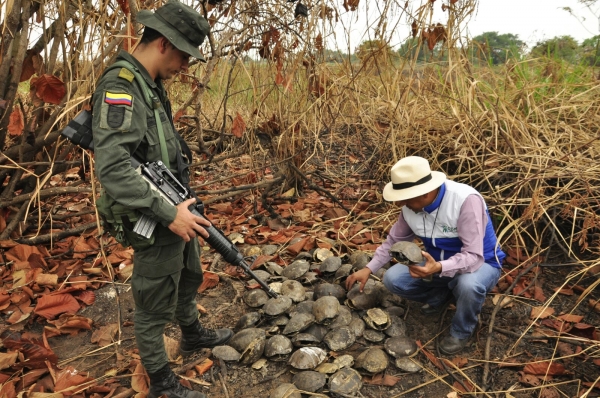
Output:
[{"xmin": 4, "ymin": 0, "xmax": 600, "ymax": 394}]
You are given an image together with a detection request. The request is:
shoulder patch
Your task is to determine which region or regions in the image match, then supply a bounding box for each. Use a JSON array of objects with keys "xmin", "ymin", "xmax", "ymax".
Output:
[
  {"xmin": 105, "ymin": 91, "xmax": 132, "ymax": 106},
  {"xmin": 118, "ymin": 67, "xmax": 135, "ymax": 82}
]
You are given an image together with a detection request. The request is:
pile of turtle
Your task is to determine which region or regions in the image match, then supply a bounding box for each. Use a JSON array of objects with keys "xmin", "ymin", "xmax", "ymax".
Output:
[{"xmin": 211, "ymin": 244, "xmax": 425, "ymax": 397}]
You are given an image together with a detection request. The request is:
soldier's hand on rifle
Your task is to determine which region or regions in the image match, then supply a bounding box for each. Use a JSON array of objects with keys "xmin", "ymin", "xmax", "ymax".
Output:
[{"xmin": 169, "ymin": 198, "xmax": 211, "ymax": 242}]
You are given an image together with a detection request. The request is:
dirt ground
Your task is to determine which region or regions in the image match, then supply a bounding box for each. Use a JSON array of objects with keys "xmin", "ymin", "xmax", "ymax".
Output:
[{"xmin": 45, "ymin": 248, "xmax": 600, "ymax": 398}]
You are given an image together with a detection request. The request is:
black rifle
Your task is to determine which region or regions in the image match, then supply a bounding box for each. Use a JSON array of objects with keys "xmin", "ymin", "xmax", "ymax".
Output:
[{"xmin": 61, "ymin": 110, "xmax": 278, "ymax": 298}]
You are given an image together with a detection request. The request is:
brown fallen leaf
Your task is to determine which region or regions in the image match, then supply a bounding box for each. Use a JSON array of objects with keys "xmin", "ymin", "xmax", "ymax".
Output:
[
  {"xmin": 415, "ymin": 340, "xmax": 444, "ymax": 370},
  {"xmin": 54, "ymin": 365, "xmax": 94, "ymax": 393},
  {"xmin": 557, "ymin": 314, "xmax": 583, "ymax": 323},
  {"xmin": 198, "ymin": 271, "xmax": 219, "ymax": 293},
  {"xmin": 492, "ymin": 294, "xmax": 514, "ymax": 308},
  {"xmin": 164, "ymin": 334, "xmax": 182, "ymax": 363},
  {"xmin": 91, "ymin": 323, "xmax": 119, "ymax": 347},
  {"xmin": 540, "ymin": 387, "xmax": 560, "ymax": 398},
  {"xmin": 570, "ymin": 323, "xmax": 598, "ymax": 340},
  {"xmin": 362, "ymin": 373, "xmax": 400, "ymax": 386},
  {"xmin": 131, "ymin": 362, "xmax": 149, "ymax": 393},
  {"xmin": 286, "ymin": 237, "xmax": 309, "ymax": 255},
  {"xmin": 518, "ymin": 371, "xmax": 541, "ymax": 386},
  {"xmin": 34, "ymin": 293, "xmax": 80, "ymax": 320},
  {"xmin": 194, "ymin": 358, "xmax": 213, "ymax": 375},
  {"xmin": 523, "ymin": 361, "xmax": 567, "ymax": 376},
  {"xmin": 530, "ymin": 306, "xmax": 555, "ymax": 319},
  {"xmin": 0, "ymin": 351, "xmax": 18, "ymax": 370},
  {"xmin": 35, "ymin": 273, "xmax": 58, "ymax": 286},
  {"xmin": 451, "ymin": 357, "xmax": 468, "ymax": 368}
]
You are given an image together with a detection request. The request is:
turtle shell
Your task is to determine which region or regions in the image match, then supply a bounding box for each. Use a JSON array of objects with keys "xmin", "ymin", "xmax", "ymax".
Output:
[
  {"xmin": 281, "ymin": 259, "xmax": 310, "ymax": 280},
  {"xmin": 381, "ymin": 292, "xmax": 404, "ymax": 308},
  {"xmin": 384, "ymin": 336, "xmax": 418, "ymax": 358},
  {"xmin": 288, "ymin": 300, "xmax": 314, "ymax": 318},
  {"xmin": 313, "ymin": 283, "xmax": 346, "ymax": 301},
  {"xmin": 333, "ymin": 264, "xmax": 353, "ymax": 283},
  {"xmin": 389, "ymin": 241, "xmax": 423, "ymax": 264},
  {"xmin": 288, "ymin": 346, "xmax": 327, "ymax": 370},
  {"xmin": 333, "ymin": 354, "xmax": 355, "ymax": 368},
  {"xmin": 280, "ymin": 280, "xmax": 306, "ymax": 303},
  {"xmin": 283, "ymin": 313, "xmax": 315, "ymax": 335},
  {"xmin": 384, "ymin": 315, "xmax": 407, "ymax": 337},
  {"xmin": 313, "ymin": 295, "xmax": 340, "ymax": 324},
  {"xmin": 347, "ymin": 316, "xmax": 366, "ymax": 338},
  {"xmin": 243, "ymin": 289, "xmax": 269, "ymax": 308},
  {"xmin": 229, "ymin": 328, "xmax": 266, "ymax": 353},
  {"xmin": 304, "ymin": 324, "xmax": 328, "ymax": 342},
  {"xmin": 265, "ymin": 262, "xmax": 284, "ymax": 276},
  {"xmin": 363, "ymin": 329, "xmax": 386, "ymax": 343},
  {"xmin": 262, "ymin": 325, "xmax": 280, "ymax": 335},
  {"xmin": 268, "ymin": 282, "xmax": 283, "ymax": 294},
  {"xmin": 328, "ymin": 305, "xmax": 353, "ymax": 329},
  {"xmin": 212, "ymin": 345, "xmax": 241, "ymax": 362},
  {"xmin": 263, "ymin": 296, "xmax": 293, "ymax": 316},
  {"xmin": 291, "ymin": 333, "xmax": 321, "ymax": 347},
  {"xmin": 294, "ymin": 251, "xmax": 313, "ymax": 261},
  {"xmin": 298, "ymin": 271, "xmax": 319, "ymax": 285},
  {"xmin": 234, "ymin": 312, "xmax": 262, "ymax": 331},
  {"xmin": 319, "ymin": 256, "xmax": 342, "ymax": 273},
  {"xmin": 395, "ymin": 357, "xmax": 424, "ymax": 373},
  {"xmin": 264, "ymin": 335, "xmax": 293, "ymax": 360},
  {"xmin": 313, "ymin": 248, "xmax": 334, "ymax": 261},
  {"xmin": 355, "ymin": 347, "xmax": 389, "ymax": 373},
  {"xmin": 251, "ymin": 269, "xmax": 272, "ymax": 283},
  {"xmin": 363, "ymin": 308, "xmax": 391, "ymax": 330},
  {"xmin": 345, "ymin": 279, "xmax": 385, "ymax": 310},
  {"xmin": 239, "ymin": 337, "xmax": 266, "ymax": 365},
  {"xmin": 292, "ymin": 370, "xmax": 326, "ymax": 393},
  {"xmin": 262, "ymin": 245, "xmax": 279, "ymax": 256},
  {"xmin": 315, "ymin": 362, "xmax": 339, "ymax": 374},
  {"xmin": 323, "ymin": 327, "xmax": 356, "ymax": 351},
  {"xmin": 348, "ymin": 251, "xmax": 371, "ymax": 269},
  {"xmin": 270, "ymin": 314, "xmax": 289, "ymax": 326},
  {"xmin": 329, "ymin": 368, "xmax": 363, "ymax": 396},
  {"xmin": 245, "ymin": 245, "xmax": 262, "ymax": 257},
  {"xmin": 384, "ymin": 306, "xmax": 405, "ymax": 317},
  {"xmin": 270, "ymin": 383, "xmax": 301, "ymax": 398}
]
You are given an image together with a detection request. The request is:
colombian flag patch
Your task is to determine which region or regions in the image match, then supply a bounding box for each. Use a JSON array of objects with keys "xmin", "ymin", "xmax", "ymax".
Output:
[{"xmin": 104, "ymin": 92, "xmax": 132, "ymax": 106}]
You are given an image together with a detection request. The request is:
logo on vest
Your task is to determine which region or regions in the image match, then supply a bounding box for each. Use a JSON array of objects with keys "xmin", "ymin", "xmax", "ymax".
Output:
[{"xmin": 441, "ymin": 225, "xmax": 458, "ymax": 233}]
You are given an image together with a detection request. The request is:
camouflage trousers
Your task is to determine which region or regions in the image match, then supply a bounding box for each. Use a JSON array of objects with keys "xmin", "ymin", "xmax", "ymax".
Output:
[{"xmin": 131, "ymin": 237, "xmax": 203, "ymax": 373}]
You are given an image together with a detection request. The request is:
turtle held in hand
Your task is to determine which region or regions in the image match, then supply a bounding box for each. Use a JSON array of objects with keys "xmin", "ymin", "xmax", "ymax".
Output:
[
  {"xmin": 390, "ymin": 241, "xmax": 432, "ymax": 281},
  {"xmin": 389, "ymin": 241, "xmax": 424, "ymax": 265}
]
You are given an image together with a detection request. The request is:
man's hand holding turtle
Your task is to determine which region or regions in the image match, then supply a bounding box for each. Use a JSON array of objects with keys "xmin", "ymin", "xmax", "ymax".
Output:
[{"xmin": 408, "ymin": 251, "xmax": 442, "ymax": 279}]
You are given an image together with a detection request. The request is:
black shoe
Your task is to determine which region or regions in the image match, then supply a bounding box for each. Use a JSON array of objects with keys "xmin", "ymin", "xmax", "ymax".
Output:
[
  {"xmin": 438, "ymin": 334, "xmax": 470, "ymax": 355},
  {"xmin": 180, "ymin": 319, "xmax": 233, "ymax": 356},
  {"xmin": 420, "ymin": 296, "xmax": 454, "ymax": 316},
  {"xmin": 147, "ymin": 364, "xmax": 206, "ymax": 398}
]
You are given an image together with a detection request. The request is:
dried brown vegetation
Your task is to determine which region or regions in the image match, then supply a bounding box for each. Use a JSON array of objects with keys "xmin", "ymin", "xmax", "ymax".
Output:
[{"xmin": 0, "ymin": 0, "xmax": 599, "ymax": 396}]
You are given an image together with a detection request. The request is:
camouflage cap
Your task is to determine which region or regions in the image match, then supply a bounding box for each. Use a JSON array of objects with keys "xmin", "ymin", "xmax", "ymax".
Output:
[{"xmin": 137, "ymin": 1, "xmax": 210, "ymax": 61}]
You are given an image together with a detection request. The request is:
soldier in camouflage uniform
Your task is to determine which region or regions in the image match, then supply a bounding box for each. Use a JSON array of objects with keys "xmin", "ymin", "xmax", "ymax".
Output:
[{"xmin": 92, "ymin": 2, "xmax": 232, "ymax": 397}]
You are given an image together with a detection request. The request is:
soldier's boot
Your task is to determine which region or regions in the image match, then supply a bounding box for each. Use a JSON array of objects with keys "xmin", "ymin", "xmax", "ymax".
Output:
[
  {"xmin": 179, "ymin": 319, "xmax": 233, "ymax": 356},
  {"xmin": 147, "ymin": 364, "xmax": 206, "ymax": 398}
]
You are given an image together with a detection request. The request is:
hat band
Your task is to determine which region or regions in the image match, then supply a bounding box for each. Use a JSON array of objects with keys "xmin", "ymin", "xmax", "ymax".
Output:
[{"xmin": 392, "ymin": 174, "xmax": 432, "ymax": 190}]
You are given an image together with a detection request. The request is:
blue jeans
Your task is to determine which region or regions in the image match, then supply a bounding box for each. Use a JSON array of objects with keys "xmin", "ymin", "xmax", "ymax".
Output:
[{"xmin": 382, "ymin": 263, "xmax": 501, "ymax": 339}]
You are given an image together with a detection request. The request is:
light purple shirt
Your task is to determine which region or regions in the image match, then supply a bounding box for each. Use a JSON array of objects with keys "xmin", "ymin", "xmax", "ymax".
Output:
[{"xmin": 366, "ymin": 194, "xmax": 487, "ymax": 278}]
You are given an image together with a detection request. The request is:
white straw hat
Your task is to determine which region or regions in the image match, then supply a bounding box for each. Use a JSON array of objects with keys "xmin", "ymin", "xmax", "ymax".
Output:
[{"xmin": 382, "ymin": 156, "xmax": 446, "ymax": 201}]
